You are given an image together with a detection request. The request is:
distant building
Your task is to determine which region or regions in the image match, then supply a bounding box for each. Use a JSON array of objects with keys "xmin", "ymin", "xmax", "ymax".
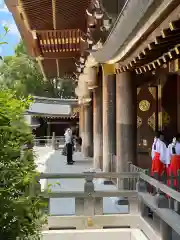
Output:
[{"xmin": 24, "ymin": 96, "xmax": 79, "ymax": 138}]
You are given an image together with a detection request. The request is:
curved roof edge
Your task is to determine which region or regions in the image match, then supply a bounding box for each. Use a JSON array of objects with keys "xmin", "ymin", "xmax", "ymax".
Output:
[
  {"xmin": 33, "ymin": 96, "xmax": 78, "ymax": 105},
  {"xmin": 92, "ymin": 0, "xmax": 177, "ymax": 64}
]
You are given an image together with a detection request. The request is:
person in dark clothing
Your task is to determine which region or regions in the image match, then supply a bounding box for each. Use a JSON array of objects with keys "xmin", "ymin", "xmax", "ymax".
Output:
[
  {"xmin": 67, "ymin": 141, "xmax": 73, "ymax": 164},
  {"xmin": 78, "ymin": 137, "xmax": 82, "ymax": 146},
  {"xmin": 64, "ymin": 128, "xmax": 74, "ymax": 165}
]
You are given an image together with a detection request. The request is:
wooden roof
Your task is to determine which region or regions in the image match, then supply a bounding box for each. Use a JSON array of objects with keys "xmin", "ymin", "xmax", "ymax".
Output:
[
  {"xmin": 5, "ymin": 0, "xmax": 91, "ymax": 79},
  {"xmin": 116, "ymin": 17, "xmax": 180, "ymax": 74},
  {"xmin": 90, "ymin": 0, "xmax": 180, "ymax": 75},
  {"xmin": 26, "ymin": 95, "xmax": 79, "ymax": 118}
]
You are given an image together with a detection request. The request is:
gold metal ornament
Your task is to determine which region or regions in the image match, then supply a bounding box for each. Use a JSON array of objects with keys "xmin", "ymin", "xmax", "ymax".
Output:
[
  {"xmin": 87, "ymin": 217, "xmax": 93, "ymax": 227},
  {"xmin": 137, "ymin": 88, "xmax": 141, "ymax": 95},
  {"xmin": 137, "ymin": 116, "xmax": 142, "ymax": 128},
  {"xmin": 139, "ymin": 100, "xmax": 150, "ymax": 112},
  {"xmin": 148, "ymin": 87, "xmax": 156, "ymax": 99},
  {"xmin": 72, "ymin": 107, "xmax": 80, "ymax": 113},
  {"xmin": 148, "ymin": 112, "xmax": 156, "ymax": 131}
]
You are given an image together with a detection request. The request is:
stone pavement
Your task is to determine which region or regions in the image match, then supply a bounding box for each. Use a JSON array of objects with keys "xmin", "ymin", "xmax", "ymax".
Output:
[{"xmin": 35, "ymin": 149, "xmax": 128, "ymax": 215}]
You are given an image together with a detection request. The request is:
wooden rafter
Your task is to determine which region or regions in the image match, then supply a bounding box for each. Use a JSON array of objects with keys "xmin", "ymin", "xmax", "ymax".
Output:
[
  {"xmin": 36, "ymin": 57, "xmax": 47, "ymax": 80},
  {"xmin": 51, "ymin": 0, "xmax": 59, "ymax": 78},
  {"xmin": 56, "ymin": 59, "xmax": 60, "ymax": 78},
  {"xmin": 52, "ymin": 0, "xmax": 57, "ymax": 30},
  {"xmin": 17, "ymin": 0, "xmax": 31, "ymax": 31},
  {"xmin": 134, "ymin": 43, "xmax": 180, "ymax": 74},
  {"xmin": 5, "ymin": 0, "xmax": 90, "ymax": 80},
  {"xmin": 120, "ymin": 18, "xmax": 180, "ymax": 73}
]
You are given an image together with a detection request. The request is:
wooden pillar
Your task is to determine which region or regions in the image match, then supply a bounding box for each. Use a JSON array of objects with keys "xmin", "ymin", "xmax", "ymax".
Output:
[
  {"xmin": 102, "ymin": 64, "xmax": 116, "ymax": 172},
  {"xmin": 177, "ymin": 74, "xmax": 180, "ymax": 133},
  {"xmin": 116, "ymin": 71, "xmax": 136, "ymax": 175},
  {"xmin": 81, "ymin": 105, "xmax": 86, "ymax": 154},
  {"xmin": 84, "ymin": 102, "xmax": 93, "ymax": 157},
  {"xmin": 93, "ymin": 78, "xmax": 103, "ymax": 169},
  {"xmin": 79, "ymin": 105, "xmax": 84, "ymax": 138}
]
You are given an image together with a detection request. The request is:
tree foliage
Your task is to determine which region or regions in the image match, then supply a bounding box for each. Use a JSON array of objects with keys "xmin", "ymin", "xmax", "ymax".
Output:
[
  {"xmin": 0, "ymin": 40, "xmax": 76, "ymax": 98},
  {"xmin": 0, "ymin": 90, "xmax": 45, "ymax": 239},
  {"xmin": 0, "ymin": 26, "xmax": 9, "ymax": 46}
]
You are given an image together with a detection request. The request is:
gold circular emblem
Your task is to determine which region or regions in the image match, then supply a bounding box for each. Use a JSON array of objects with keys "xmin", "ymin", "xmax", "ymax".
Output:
[{"xmin": 139, "ymin": 100, "xmax": 150, "ymax": 112}]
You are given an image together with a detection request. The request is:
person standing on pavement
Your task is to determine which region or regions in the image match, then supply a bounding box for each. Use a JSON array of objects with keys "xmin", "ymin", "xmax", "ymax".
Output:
[{"xmin": 64, "ymin": 128, "xmax": 74, "ymax": 165}]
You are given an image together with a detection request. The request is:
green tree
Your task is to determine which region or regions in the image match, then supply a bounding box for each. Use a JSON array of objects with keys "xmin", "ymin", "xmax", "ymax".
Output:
[
  {"xmin": 0, "ymin": 90, "xmax": 44, "ymax": 239},
  {"xmin": 0, "ymin": 40, "xmax": 76, "ymax": 98}
]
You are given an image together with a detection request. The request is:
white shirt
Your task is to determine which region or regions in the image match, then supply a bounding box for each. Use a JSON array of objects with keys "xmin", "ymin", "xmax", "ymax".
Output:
[
  {"xmin": 64, "ymin": 130, "xmax": 72, "ymax": 144},
  {"xmin": 166, "ymin": 142, "xmax": 180, "ymax": 165},
  {"xmin": 151, "ymin": 138, "xmax": 167, "ymax": 164}
]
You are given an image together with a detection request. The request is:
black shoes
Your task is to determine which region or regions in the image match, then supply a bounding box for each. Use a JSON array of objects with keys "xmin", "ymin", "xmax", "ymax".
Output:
[{"xmin": 67, "ymin": 161, "xmax": 74, "ymax": 165}]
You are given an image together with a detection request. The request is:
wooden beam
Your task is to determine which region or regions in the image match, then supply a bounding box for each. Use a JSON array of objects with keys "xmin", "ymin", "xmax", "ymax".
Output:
[
  {"xmin": 175, "ymin": 45, "xmax": 180, "ymax": 55},
  {"xmin": 142, "ymin": 66, "xmax": 147, "ymax": 72},
  {"xmin": 135, "ymin": 69, "xmax": 140, "ymax": 74},
  {"xmin": 152, "ymin": 61, "xmax": 159, "ymax": 69},
  {"xmin": 156, "ymin": 58, "xmax": 164, "ymax": 66},
  {"xmin": 129, "ymin": 62, "xmax": 134, "ymax": 67},
  {"xmin": 56, "ymin": 59, "xmax": 60, "ymax": 77},
  {"xmin": 138, "ymin": 67, "xmax": 143, "ymax": 74},
  {"xmin": 168, "ymin": 51, "xmax": 173, "ymax": 59},
  {"xmin": 162, "ymin": 53, "xmax": 173, "ymax": 63},
  {"xmin": 161, "ymin": 27, "xmax": 180, "ymax": 38},
  {"xmin": 122, "ymin": 66, "xmax": 127, "ymax": 72},
  {"xmin": 36, "ymin": 57, "xmax": 47, "ymax": 80},
  {"xmin": 17, "ymin": 0, "xmax": 31, "ymax": 31},
  {"xmin": 42, "ymin": 51, "xmax": 80, "ymax": 59},
  {"xmin": 148, "ymin": 42, "xmax": 155, "ymax": 50},
  {"xmin": 147, "ymin": 64, "xmax": 153, "ymax": 71},
  {"xmin": 169, "ymin": 19, "xmax": 180, "ymax": 31},
  {"xmin": 52, "ymin": 0, "xmax": 57, "ymax": 30},
  {"xmin": 155, "ymin": 32, "xmax": 180, "ymax": 45},
  {"xmin": 138, "ymin": 52, "xmax": 145, "ymax": 60}
]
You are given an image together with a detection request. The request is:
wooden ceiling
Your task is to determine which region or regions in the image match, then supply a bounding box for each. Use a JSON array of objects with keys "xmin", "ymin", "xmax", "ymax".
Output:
[{"xmin": 5, "ymin": 0, "xmax": 91, "ymax": 79}]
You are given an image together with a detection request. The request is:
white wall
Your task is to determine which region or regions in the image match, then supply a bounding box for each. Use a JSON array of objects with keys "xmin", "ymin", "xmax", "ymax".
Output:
[{"xmin": 24, "ymin": 114, "xmax": 32, "ymax": 125}]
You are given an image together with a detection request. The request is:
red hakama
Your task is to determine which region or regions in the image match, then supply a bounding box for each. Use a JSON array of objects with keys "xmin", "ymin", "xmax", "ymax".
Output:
[
  {"xmin": 167, "ymin": 155, "xmax": 180, "ymax": 188},
  {"xmin": 151, "ymin": 152, "xmax": 165, "ymax": 180}
]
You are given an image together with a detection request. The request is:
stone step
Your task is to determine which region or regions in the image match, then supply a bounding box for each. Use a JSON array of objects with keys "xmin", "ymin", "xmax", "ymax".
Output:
[{"xmin": 41, "ymin": 228, "xmax": 148, "ymax": 240}]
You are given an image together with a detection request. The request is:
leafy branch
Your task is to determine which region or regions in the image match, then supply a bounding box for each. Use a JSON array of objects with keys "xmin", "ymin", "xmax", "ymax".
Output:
[{"xmin": 0, "ymin": 26, "xmax": 9, "ymax": 45}]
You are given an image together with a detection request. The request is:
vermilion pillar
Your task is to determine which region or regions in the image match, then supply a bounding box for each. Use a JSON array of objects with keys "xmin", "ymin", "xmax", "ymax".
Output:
[
  {"xmin": 93, "ymin": 76, "xmax": 103, "ymax": 169},
  {"xmin": 116, "ymin": 71, "xmax": 136, "ymax": 174},
  {"xmin": 102, "ymin": 65, "xmax": 116, "ymax": 172}
]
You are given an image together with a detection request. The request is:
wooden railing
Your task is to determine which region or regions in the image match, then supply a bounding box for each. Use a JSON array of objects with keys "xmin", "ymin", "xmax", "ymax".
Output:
[{"xmin": 34, "ymin": 136, "xmax": 64, "ymax": 148}]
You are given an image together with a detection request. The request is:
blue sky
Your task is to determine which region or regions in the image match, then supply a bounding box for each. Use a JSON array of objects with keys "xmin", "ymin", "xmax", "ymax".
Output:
[{"xmin": 0, "ymin": 0, "xmax": 21, "ymax": 56}]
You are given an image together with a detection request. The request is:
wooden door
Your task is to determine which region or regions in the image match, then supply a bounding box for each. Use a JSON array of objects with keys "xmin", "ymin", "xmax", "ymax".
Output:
[{"xmin": 137, "ymin": 86, "xmax": 158, "ymax": 169}]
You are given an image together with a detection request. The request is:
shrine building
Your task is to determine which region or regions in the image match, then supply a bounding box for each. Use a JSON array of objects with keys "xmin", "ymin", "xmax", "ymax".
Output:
[{"xmin": 6, "ymin": 0, "xmax": 180, "ymax": 171}]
